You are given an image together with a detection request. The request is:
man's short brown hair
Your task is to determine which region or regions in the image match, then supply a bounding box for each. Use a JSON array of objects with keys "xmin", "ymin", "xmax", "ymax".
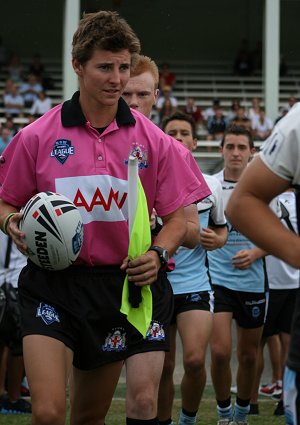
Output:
[{"xmin": 72, "ymin": 10, "xmax": 141, "ymax": 66}]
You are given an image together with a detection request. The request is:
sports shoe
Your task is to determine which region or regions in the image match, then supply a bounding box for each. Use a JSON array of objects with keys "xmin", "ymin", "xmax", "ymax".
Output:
[
  {"xmin": 0, "ymin": 393, "xmax": 7, "ymax": 410},
  {"xmin": 1, "ymin": 397, "xmax": 32, "ymax": 414},
  {"xmin": 273, "ymin": 400, "xmax": 284, "ymax": 416},
  {"xmin": 20, "ymin": 385, "xmax": 30, "ymax": 397},
  {"xmin": 248, "ymin": 403, "xmax": 259, "ymax": 415},
  {"xmin": 259, "ymin": 381, "xmax": 282, "ymax": 397},
  {"xmin": 217, "ymin": 420, "xmax": 231, "ymax": 425},
  {"xmin": 230, "ymin": 385, "xmax": 237, "ymax": 394}
]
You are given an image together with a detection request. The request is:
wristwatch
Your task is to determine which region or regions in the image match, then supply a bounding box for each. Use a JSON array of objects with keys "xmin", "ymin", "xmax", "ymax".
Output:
[{"xmin": 149, "ymin": 245, "xmax": 169, "ymax": 266}]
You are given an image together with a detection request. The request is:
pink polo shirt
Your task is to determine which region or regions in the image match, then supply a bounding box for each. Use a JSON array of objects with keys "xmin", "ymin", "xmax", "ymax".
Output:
[{"xmin": 0, "ymin": 93, "xmax": 210, "ymax": 266}]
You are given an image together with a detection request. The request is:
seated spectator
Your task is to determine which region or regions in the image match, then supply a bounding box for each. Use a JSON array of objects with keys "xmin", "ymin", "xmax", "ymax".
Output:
[
  {"xmin": 226, "ymin": 98, "xmax": 242, "ymax": 122},
  {"xmin": 230, "ymin": 106, "xmax": 252, "ymax": 132},
  {"xmin": 27, "ymin": 53, "xmax": 54, "ymax": 89},
  {"xmin": 206, "ymin": 107, "xmax": 227, "ymax": 142},
  {"xmin": 19, "ymin": 74, "xmax": 43, "ymax": 108},
  {"xmin": 182, "ymin": 97, "xmax": 204, "ymax": 126},
  {"xmin": 3, "ymin": 117, "xmax": 19, "ymax": 137},
  {"xmin": 247, "ymin": 97, "xmax": 261, "ymax": 123},
  {"xmin": 286, "ymin": 94, "xmax": 297, "ymax": 111},
  {"xmin": 28, "ymin": 53, "xmax": 45, "ymax": 82},
  {"xmin": 3, "ymin": 84, "xmax": 24, "ymax": 118},
  {"xmin": 252, "ymin": 107, "xmax": 273, "ymax": 141},
  {"xmin": 159, "ymin": 62, "xmax": 176, "ymax": 91},
  {"xmin": 203, "ymin": 98, "xmax": 223, "ymax": 124},
  {"xmin": 30, "ymin": 91, "xmax": 52, "ymax": 117},
  {"xmin": 0, "ymin": 127, "xmax": 13, "ymax": 153},
  {"xmin": 156, "ymin": 85, "xmax": 177, "ymax": 123},
  {"xmin": 3, "ymin": 78, "xmax": 14, "ymax": 97},
  {"xmin": 158, "ymin": 98, "xmax": 177, "ymax": 127},
  {"xmin": 7, "ymin": 53, "xmax": 25, "ymax": 83}
]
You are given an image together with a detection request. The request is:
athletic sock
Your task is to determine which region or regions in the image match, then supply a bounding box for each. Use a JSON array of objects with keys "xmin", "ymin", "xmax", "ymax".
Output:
[
  {"xmin": 127, "ymin": 418, "xmax": 159, "ymax": 424},
  {"xmin": 233, "ymin": 399, "xmax": 250, "ymax": 421},
  {"xmin": 216, "ymin": 397, "xmax": 232, "ymax": 419},
  {"xmin": 178, "ymin": 408, "xmax": 197, "ymax": 424}
]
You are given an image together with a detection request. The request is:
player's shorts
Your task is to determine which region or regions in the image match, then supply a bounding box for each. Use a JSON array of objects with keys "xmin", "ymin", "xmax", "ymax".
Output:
[
  {"xmin": 283, "ymin": 366, "xmax": 300, "ymax": 425},
  {"xmin": 18, "ymin": 260, "xmax": 174, "ymax": 370},
  {"xmin": 263, "ymin": 288, "xmax": 297, "ymax": 337},
  {"xmin": 170, "ymin": 290, "xmax": 214, "ymax": 325},
  {"xmin": 212, "ymin": 284, "xmax": 266, "ymax": 328}
]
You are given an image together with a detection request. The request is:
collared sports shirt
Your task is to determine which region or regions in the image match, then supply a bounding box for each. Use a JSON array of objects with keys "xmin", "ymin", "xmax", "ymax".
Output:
[
  {"xmin": 0, "ymin": 92, "xmax": 210, "ymax": 266},
  {"xmin": 168, "ymin": 174, "xmax": 226, "ymax": 294}
]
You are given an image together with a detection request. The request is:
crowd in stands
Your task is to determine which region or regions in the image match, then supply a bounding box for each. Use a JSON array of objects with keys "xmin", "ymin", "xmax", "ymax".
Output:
[{"xmin": 0, "ymin": 50, "xmax": 55, "ymax": 153}]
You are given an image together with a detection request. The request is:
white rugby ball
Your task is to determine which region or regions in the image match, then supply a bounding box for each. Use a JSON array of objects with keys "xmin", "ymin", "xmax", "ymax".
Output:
[{"xmin": 19, "ymin": 192, "xmax": 84, "ymax": 270}]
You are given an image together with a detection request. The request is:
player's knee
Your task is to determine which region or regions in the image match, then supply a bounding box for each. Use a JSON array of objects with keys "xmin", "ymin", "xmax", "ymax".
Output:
[
  {"xmin": 211, "ymin": 348, "xmax": 231, "ymax": 365},
  {"xmin": 33, "ymin": 404, "xmax": 65, "ymax": 425},
  {"xmin": 128, "ymin": 391, "xmax": 156, "ymax": 417},
  {"xmin": 183, "ymin": 353, "xmax": 205, "ymax": 375},
  {"xmin": 238, "ymin": 349, "xmax": 257, "ymax": 367}
]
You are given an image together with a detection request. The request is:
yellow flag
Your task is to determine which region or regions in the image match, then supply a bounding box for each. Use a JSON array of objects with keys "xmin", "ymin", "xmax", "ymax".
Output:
[{"xmin": 120, "ymin": 157, "xmax": 152, "ymax": 337}]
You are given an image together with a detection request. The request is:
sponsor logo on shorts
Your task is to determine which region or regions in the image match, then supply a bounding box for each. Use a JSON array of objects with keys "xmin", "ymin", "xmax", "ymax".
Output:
[
  {"xmin": 146, "ymin": 320, "xmax": 165, "ymax": 341},
  {"xmin": 102, "ymin": 328, "xmax": 126, "ymax": 352},
  {"xmin": 51, "ymin": 139, "xmax": 75, "ymax": 164},
  {"xmin": 252, "ymin": 306, "xmax": 261, "ymax": 319},
  {"xmin": 36, "ymin": 302, "xmax": 60, "ymax": 325},
  {"xmin": 188, "ymin": 293, "xmax": 202, "ymax": 303}
]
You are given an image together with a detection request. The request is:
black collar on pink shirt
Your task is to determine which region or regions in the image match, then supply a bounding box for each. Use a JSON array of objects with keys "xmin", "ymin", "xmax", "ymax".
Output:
[{"xmin": 61, "ymin": 91, "xmax": 136, "ymax": 128}]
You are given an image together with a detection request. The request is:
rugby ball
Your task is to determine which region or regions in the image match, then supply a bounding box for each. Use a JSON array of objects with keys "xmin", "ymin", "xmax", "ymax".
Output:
[{"xmin": 19, "ymin": 192, "xmax": 84, "ymax": 270}]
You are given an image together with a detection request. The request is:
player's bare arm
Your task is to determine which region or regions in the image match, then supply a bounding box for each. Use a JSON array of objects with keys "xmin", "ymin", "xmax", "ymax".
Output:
[
  {"xmin": 199, "ymin": 225, "xmax": 227, "ymax": 251},
  {"xmin": 227, "ymin": 156, "xmax": 300, "ymax": 268}
]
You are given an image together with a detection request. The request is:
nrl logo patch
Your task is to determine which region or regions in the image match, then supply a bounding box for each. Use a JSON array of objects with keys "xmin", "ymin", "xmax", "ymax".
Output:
[
  {"xmin": 36, "ymin": 302, "xmax": 60, "ymax": 325},
  {"xmin": 50, "ymin": 139, "xmax": 75, "ymax": 164}
]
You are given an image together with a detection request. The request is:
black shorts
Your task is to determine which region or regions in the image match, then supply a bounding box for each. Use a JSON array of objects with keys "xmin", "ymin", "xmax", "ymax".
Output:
[
  {"xmin": 212, "ymin": 284, "xmax": 266, "ymax": 329},
  {"xmin": 171, "ymin": 290, "xmax": 214, "ymax": 325},
  {"xmin": 263, "ymin": 288, "xmax": 298, "ymax": 337},
  {"xmin": 18, "ymin": 261, "xmax": 174, "ymax": 370}
]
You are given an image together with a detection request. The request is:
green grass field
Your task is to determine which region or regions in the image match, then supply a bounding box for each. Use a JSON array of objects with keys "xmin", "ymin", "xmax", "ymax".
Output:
[{"xmin": 1, "ymin": 384, "xmax": 285, "ymax": 425}]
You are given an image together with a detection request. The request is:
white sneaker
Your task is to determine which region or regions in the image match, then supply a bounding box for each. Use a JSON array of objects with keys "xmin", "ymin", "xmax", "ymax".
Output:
[
  {"xmin": 230, "ymin": 385, "xmax": 237, "ymax": 394},
  {"xmin": 217, "ymin": 420, "xmax": 231, "ymax": 425}
]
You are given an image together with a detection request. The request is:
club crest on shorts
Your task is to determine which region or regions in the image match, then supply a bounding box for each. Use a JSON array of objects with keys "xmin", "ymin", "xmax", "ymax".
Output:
[
  {"xmin": 252, "ymin": 306, "xmax": 261, "ymax": 319},
  {"xmin": 188, "ymin": 293, "xmax": 201, "ymax": 303},
  {"xmin": 146, "ymin": 320, "xmax": 165, "ymax": 341},
  {"xmin": 36, "ymin": 302, "xmax": 60, "ymax": 325},
  {"xmin": 50, "ymin": 139, "xmax": 75, "ymax": 164},
  {"xmin": 102, "ymin": 328, "xmax": 126, "ymax": 352},
  {"xmin": 125, "ymin": 143, "xmax": 149, "ymax": 169}
]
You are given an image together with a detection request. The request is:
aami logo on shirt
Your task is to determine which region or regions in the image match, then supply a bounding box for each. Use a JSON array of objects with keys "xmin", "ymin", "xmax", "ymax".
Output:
[
  {"xmin": 50, "ymin": 139, "xmax": 75, "ymax": 164},
  {"xmin": 55, "ymin": 175, "xmax": 129, "ymax": 223}
]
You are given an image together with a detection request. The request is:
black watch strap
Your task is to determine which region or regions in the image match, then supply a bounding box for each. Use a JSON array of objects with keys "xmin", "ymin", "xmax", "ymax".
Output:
[{"xmin": 149, "ymin": 245, "xmax": 169, "ymax": 266}]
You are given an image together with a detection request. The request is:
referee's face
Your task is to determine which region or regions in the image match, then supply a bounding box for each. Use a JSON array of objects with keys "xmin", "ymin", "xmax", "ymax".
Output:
[{"xmin": 73, "ymin": 48, "xmax": 131, "ymax": 110}]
